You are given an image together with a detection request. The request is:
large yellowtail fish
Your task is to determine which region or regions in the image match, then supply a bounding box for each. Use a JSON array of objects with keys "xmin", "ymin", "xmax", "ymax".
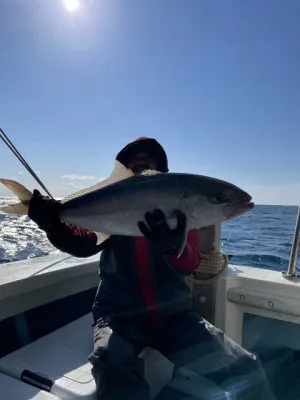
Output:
[{"xmin": 0, "ymin": 160, "xmax": 254, "ymax": 254}]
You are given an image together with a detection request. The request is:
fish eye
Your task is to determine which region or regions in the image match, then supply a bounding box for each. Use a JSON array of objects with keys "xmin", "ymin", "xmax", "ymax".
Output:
[{"xmin": 209, "ymin": 193, "xmax": 227, "ymax": 204}]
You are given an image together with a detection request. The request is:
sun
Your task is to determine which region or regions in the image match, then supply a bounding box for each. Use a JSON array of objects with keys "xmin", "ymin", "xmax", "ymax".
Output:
[{"xmin": 62, "ymin": 0, "xmax": 80, "ymax": 12}]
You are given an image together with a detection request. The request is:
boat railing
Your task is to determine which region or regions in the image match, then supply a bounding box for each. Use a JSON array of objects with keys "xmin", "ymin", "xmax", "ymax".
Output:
[{"xmin": 282, "ymin": 207, "xmax": 300, "ymax": 279}]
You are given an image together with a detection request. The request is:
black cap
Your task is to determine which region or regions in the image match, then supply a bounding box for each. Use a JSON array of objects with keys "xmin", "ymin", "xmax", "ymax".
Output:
[{"xmin": 116, "ymin": 137, "xmax": 169, "ymax": 172}]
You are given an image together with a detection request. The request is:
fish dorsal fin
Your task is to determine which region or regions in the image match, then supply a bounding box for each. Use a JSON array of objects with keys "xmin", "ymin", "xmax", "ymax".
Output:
[{"xmin": 61, "ymin": 160, "xmax": 135, "ymax": 204}]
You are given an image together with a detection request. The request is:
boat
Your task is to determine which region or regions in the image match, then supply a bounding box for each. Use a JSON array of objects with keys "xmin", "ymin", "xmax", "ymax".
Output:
[{"xmin": 0, "ymin": 208, "xmax": 299, "ymax": 399}]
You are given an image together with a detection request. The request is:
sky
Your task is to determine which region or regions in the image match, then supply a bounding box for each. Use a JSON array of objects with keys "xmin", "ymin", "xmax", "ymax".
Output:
[{"xmin": 0, "ymin": 0, "xmax": 299, "ymax": 205}]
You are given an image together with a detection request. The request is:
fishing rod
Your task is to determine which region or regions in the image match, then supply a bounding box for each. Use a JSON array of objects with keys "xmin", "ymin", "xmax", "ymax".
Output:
[{"xmin": 0, "ymin": 127, "xmax": 54, "ymax": 199}]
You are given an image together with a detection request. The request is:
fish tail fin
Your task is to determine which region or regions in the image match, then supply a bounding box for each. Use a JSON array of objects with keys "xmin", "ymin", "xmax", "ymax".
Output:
[
  {"xmin": 0, "ymin": 203, "xmax": 29, "ymax": 215},
  {"xmin": 0, "ymin": 179, "xmax": 32, "ymax": 215}
]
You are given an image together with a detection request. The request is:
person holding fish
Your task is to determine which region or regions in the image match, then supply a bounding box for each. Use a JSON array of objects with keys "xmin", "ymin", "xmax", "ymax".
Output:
[{"xmin": 4, "ymin": 137, "xmax": 274, "ymax": 399}]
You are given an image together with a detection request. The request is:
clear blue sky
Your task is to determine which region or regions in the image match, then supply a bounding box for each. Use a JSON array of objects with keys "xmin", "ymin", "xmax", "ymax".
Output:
[{"xmin": 1, "ymin": 0, "xmax": 299, "ymax": 205}]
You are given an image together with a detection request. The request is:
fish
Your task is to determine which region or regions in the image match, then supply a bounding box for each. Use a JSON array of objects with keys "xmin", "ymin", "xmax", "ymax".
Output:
[{"xmin": 0, "ymin": 160, "xmax": 254, "ymax": 256}]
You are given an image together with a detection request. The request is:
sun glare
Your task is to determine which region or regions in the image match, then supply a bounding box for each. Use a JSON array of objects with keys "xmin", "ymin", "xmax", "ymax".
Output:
[{"xmin": 62, "ymin": 0, "xmax": 80, "ymax": 12}]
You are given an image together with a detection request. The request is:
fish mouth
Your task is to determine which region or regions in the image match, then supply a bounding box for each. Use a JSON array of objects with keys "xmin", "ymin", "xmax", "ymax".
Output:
[
  {"xmin": 223, "ymin": 200, "xmax": 255, "ymax": 220},
  {"xmin": 235, "ymin": 201, "xmax": 254, "ymax": 215},
  {"xmin": 237, "ymin": 190, "xmax": 252, "ymax": 205}
]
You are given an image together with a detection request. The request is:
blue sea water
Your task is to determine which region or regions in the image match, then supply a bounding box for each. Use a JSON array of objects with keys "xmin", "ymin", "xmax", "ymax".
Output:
[
  {"xmin": 222, "ymin": 204, "xmax": 299, "ymax": 272},
  {"xmin": 0, "ymin": 197, "xmax": 299, "ymax": 272}
]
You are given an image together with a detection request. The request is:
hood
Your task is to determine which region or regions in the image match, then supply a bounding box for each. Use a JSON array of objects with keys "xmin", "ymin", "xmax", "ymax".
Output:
[{"xmin": 116, "ymin": 137, "xmax": 169, "ymax": 172}]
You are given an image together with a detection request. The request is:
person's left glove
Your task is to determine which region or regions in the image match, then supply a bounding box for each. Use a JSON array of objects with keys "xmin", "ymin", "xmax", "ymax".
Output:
[
  {"xmin": 28, "ymin": 189, "xmax": 63, "ymax": 231},
  {"xmin": 137, "ymin": 209, "xmax": 187, "ymax": 255}
]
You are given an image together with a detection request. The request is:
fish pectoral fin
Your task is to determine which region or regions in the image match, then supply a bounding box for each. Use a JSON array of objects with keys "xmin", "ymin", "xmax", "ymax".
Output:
[
  {"xmin": 0, "ymin": 203, "xmax": 29, "ymax": 215},
  {"xmin": 177, "ymin": 229, "xmax": 188, "ymax": 258},
  {"xmin": 95, "ymin": 232, "xmax": 110, "ymax": 246}
]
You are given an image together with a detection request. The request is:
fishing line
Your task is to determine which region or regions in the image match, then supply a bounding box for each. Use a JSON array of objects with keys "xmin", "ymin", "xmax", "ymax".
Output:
[{"xmin": 0, "ymin": 128, "xmax": 54, "ymax": 199}]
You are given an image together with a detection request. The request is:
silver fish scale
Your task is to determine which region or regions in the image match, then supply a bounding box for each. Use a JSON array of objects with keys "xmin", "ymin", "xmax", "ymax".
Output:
[{"xmin": 66, "ymin": 195, "xmax": 225, "ymax": 237}]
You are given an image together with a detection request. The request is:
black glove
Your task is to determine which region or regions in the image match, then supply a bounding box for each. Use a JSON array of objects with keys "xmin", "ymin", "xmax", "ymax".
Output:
[
  {"xmin": 28, "ymin": 189, "xmax": 63, "ymax": 231},
  {"xmin": 137, "ymin": 209, "xmax": 187, "ymax": 255}
]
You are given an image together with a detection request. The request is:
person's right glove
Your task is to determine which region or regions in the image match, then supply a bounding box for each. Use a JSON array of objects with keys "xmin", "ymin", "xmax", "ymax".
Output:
[
  {"xmin": 137, "ymin": 209, "xmax": 187, "ymax": 255},
  {"xmin": 28, "ymin": 189, "xmax": 63, "ymax": 231}
]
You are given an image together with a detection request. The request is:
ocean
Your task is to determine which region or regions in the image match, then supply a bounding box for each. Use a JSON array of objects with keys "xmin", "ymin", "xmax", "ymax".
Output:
[{"xmin": 0, "ymin": 196, "xmax": 299, "ymax": 272}]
